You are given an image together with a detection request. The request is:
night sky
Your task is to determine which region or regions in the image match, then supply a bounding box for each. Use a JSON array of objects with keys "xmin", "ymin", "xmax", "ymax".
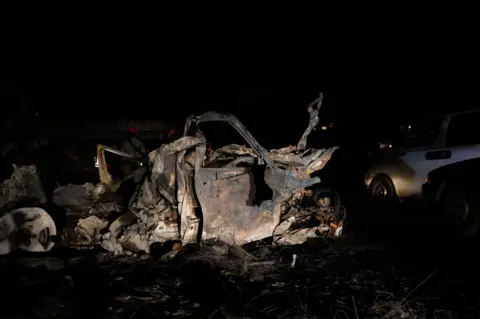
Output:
[{"xmin": 2, "ymin": 2, "xmax": 479, "ymax": 144}]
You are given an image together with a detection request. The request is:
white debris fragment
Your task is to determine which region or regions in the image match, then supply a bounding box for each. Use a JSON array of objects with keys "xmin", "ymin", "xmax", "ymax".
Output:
[
  {"xmin": 153, "ymin": 220, "xmax": 180, "ymax": 242},
  {"xmin": 291, "ymin": 254, "xmax": 297, "ymax": 268},
  {"xmin": 161, "ymin": 250, "xmax": 180, "ymax": 262},
  {"xmin": 0, "ymin": 207, "xmax": 57, "ymax": 255},
  {"xmin": 119, "ymin": 230, "xmax": 151, "ymax": 253},
  {"xmin": 335, "ymin": 225, "xmax": 343, "ymax": 236},
  {"xmin": 100, "ymin": 233, "xmax": 124, "ymax": 255},
  {"xmin": 74, "ymin": 216, "xmax": 107, "ymax": 245}
]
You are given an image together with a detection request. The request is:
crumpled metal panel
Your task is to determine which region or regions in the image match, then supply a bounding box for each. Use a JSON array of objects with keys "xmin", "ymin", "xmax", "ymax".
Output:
[
  {"xmin": 297, "ymin": 92, "xmax": 323, "ymax": 151},
  {"xmin": 185, "ymin": 111, "xmax": 273, "ymax": 167},
  {"xmin": 176, "ymin": 147, "xmax": 200, "ymax": 243},
  {"xmin": 304, "ymin": 147, "xmax": 339, "ymax": 175},
  {"xmin": 127, "ymin": 136, "xmax": 204, "ymax": 245},
  {"xmin": 194, "ymin": 167, "xmax": 276, "ymax": 245},
  {"xmin": 264, "ymin": 167, "xmax": 321, "ymax": 199}
]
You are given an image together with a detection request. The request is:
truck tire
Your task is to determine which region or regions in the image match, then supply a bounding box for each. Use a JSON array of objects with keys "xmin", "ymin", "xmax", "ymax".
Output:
[
  {"xmin": 438, "ymin": 181, "xmax": 480, "ymax": 237},
  {"xmin": 368, "ymin": 174, "xmax": 397, "ymax": 205}
]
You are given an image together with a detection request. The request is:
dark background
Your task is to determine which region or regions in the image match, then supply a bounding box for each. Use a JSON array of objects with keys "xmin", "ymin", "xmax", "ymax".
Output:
[{"xmin": 1, "ymin": 2, "xmax": 479, "ymax": 146}]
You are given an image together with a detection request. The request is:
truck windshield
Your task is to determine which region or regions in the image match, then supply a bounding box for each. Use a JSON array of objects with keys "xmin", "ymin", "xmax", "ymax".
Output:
[{"xmin": 398, "ymin": 117, "xmax": 443, "ymax": 149}]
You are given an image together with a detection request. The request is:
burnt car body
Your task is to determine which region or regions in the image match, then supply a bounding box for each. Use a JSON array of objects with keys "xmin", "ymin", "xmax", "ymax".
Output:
[{"xmin": 96, "ymin": 95, "xmax": 341, "ymax": 250}]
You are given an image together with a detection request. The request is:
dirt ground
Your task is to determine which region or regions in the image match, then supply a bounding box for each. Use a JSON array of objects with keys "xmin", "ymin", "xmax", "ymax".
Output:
[{"xmin": 1, "ymin": 212, "xmax": 478, "ymax": 319}]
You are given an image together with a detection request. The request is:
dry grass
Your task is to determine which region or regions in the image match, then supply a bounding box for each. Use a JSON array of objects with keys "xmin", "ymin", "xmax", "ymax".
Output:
[
  {"xmin": 180, "ymin": 242, "xmax": 262, "ymax": 273},
  {"xmin": 174, "ymin": 241, "xmax": 454, "ymax": 319},
  {"xmin": 368, "ymin": 270, "xmax": 451, "ymax": 319},
  {"xmin": 0, "ymin": 238, "xmax": 462, "ymax": 318}
]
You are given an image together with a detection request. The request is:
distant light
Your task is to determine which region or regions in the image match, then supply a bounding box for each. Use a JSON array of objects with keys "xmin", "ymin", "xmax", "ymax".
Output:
[
  {"xmin": 408, "ymin": 125, "xmax": 411, "ymax": 130},
  {"xmin": 389, "ymin": 144, "xmax": 392, "ymax": 148},
  {"xmin": 35, "ymin": 112, "xmax": 39, "ymax": 117},
  {"xmin": 321, "ymin": 126, "xmax": 327, "ymax": 130}
]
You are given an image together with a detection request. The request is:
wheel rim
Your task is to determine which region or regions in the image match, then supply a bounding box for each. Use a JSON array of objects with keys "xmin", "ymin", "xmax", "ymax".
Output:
[
  {"xmin": 312, "ymin": 189, "xmax": 342, "ymax": 217},
  {"xmin": 373, "ymin": 183, "xmax": 389, "ymax": 199}
]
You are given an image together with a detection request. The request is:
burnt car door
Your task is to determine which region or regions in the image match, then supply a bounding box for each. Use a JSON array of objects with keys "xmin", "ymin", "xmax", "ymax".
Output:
[{"xmin": 189, "ymin": 112, "xmax": 278, "ymax": 245}]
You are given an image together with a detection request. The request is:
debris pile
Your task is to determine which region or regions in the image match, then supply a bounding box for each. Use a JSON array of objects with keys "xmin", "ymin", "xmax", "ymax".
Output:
[
  {"xmin": 0, "ymin": 165, "xmax": 56, "ymax": 255},
  {"xmin": 0, "ymin": 164, "xmax": 46, "ymax": 208},
  {"xmin": 53, "ymin": 183, "xmax": 119, "ymax": 216},
  {"xmin": 92, "ymin": 92, "xmax": 345, "ymax": 256},
  {"xmin": 0, "ymin": 92, "xmax": 346, "ymax": 258}
]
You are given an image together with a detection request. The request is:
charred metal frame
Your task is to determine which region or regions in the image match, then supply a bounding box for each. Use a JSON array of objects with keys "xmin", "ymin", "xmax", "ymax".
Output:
[{"xmin": 96, "ymin": 92, "xmax": 340, "ymax": 247}]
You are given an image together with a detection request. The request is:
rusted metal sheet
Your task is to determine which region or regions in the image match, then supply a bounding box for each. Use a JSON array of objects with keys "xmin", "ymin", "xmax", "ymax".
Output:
[
  {"xmin": 194, "ymin": 167, "xmax": 276, "ymax": 245},
  {"xmin": 297, "ymin": 92, "xmax": 323, "ymax": 151}
]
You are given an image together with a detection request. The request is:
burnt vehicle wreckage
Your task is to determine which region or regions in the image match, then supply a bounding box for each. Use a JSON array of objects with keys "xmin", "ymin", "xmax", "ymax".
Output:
[{"xmin": 0, "ymin": 93, "xmax": 345, "ymax": 257}]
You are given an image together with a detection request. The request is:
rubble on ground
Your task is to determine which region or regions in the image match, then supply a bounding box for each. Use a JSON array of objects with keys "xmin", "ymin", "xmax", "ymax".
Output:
[
  {"xmin": 0, "ymin": 166, "xmax": 57, "ymax": 255},
  {"xmin": 53, "ymin": 182, "xmax": 120, "ymax": 216},
  {"xmin": 73, "ymin": 215, "xmax": 107, "ymax": 246},
  {"xmin": 53, "ymin": 183, "xmax": 98, "ymax": 209},
  {"xmin": 0, "ymin": 164, "xmax": 47, "ymax": 208}
]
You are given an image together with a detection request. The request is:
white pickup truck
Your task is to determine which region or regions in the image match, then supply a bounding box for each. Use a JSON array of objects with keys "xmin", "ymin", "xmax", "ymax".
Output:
[{"xmin": 365, "ymin": 109, "xmax": 480, "ymax": 204}]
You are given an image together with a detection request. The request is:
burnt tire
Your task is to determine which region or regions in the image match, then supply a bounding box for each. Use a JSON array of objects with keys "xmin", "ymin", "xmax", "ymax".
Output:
[
  {"xmin": 368, "ymin": 174, "xmax": 397, "ymax": 205},
  {"xmin": 438, "ymin": 181, "xmax": 480, "ymax": 237},
  {"xmin": 312, "ymin": 188, "xmax": 342, "ymax": 210}
]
